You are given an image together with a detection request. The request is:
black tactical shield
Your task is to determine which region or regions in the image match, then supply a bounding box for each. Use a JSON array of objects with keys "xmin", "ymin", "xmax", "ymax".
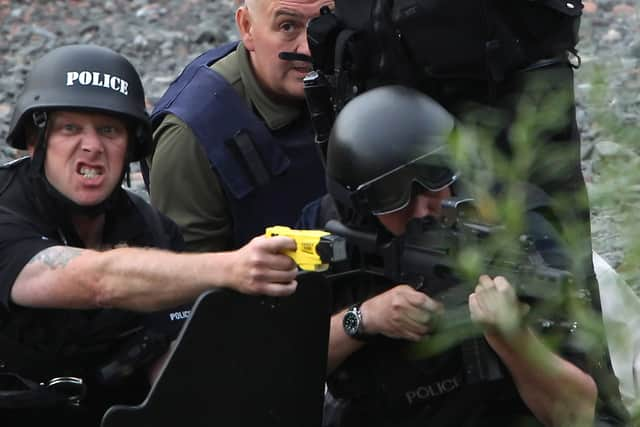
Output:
[{"xmin": 102, "ymin": 272, "xmax": 331, "ymax": 427}]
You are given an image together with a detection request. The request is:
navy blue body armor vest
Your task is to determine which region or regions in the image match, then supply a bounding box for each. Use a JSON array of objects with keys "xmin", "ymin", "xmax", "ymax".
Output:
[{"xmin": 151, "ymin": 42, "xmax": 326, "ymax": 247}]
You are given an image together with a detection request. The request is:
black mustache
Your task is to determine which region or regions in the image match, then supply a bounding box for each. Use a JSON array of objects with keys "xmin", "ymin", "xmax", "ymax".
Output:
[{"xmin": 278, "ymin": 51, "xmax": 313, "ymax": 63}]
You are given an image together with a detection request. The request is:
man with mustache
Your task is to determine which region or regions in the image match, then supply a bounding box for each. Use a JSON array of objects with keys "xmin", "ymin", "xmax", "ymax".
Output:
[{"xmin": 148, "ymin": 0, "xmax": 333, "ymax": 252}]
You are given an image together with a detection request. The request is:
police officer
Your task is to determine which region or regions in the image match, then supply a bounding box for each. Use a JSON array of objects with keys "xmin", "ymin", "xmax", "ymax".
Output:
[
  {"xmin": 303, "ymin": 0, "xmax": 597, "ymax": 354},
  {"xmin": 0, "ymin": 44, "xmax": 301, "ymax": 426},
  {"xmin": 320, "ymin": 85, "xmax": 627, "ymax": 427},
  {"xmin": 147, "ymin": 0, "xmax": 333, "ymax": 252}
]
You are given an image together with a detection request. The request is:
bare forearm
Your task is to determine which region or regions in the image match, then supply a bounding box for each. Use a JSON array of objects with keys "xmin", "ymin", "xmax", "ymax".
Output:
[
  {"xmin": 13, "ymin": 235, "xmax": 299, "ymax": 311},
  {"xmin": 88, "ymin": 247, "xmax": 238, "ymax": 311},
  {"xmin": 486, "ymin": 329, "xmax": 596, "ymax": 427},
  {"xmin": 12, "ymin": 246, "xmax": 238, "ymax": 311}
]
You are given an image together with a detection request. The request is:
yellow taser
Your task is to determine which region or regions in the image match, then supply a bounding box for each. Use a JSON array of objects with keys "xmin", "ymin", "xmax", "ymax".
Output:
[{"xmin": 265, "ymin": 226, "xmax": 347, "ymax": 272}]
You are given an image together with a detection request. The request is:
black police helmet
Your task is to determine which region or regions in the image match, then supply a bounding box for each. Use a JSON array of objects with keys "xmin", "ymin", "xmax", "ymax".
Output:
[
  {"xmin": 326, "ymin": 85, "xmax": 458, "ymax": 216},
  {"xmin": 7, "ymin": 44, "xmax": 151, "ymax": 161}
]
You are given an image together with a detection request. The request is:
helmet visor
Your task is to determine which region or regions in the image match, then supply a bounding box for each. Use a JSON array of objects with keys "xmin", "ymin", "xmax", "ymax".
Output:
[{"xmin": 354, "ymin": 153, "xmax": 457, "ymax": 216}]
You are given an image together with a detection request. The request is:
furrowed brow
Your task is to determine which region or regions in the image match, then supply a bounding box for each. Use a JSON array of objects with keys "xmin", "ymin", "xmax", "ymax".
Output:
[{"xmin": 274, "ymin": 8, "xmax": 305, "ymax": 20}]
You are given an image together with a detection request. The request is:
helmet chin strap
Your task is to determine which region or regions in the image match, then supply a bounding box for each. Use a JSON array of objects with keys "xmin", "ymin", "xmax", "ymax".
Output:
[
  {"xmin": 28, "ymin": 111, "xmax": 48, "ymax": 177},
  {"xmin": 29, "ymin": 111, "xmax": 125, "ymax": 220}
]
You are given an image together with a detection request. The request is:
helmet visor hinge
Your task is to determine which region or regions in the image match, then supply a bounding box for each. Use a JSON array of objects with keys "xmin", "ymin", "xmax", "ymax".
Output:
[{"xmin": 32, "ymin": 111, "xmax": 48, "ymax": 129}]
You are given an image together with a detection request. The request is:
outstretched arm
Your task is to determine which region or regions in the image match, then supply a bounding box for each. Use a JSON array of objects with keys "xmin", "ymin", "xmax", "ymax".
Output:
[
  {"xmin": 11, "ymin": 235, "xmax": 298, "ymax": 312},
  {"xmin": 469, "ymin": 275, "xmax": 597, "ymax": 427}
]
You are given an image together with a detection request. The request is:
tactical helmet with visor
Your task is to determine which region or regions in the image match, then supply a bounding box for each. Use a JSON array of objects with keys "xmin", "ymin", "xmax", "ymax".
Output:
[{"xmin": 326, "ymin": 85, "xmax": 458, "ymax": 217}]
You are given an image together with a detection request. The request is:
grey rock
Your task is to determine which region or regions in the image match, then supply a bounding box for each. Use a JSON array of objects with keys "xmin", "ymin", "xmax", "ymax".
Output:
[
  {"xmin": 603, "ymin": 28, "xmax": 623, "ymax": 42},
  {"xmin": 194, "ymin": 30, "xmax": 218, "ymax": 45},
  {"xmin": 31, "ymin": 26, "xmax": 57, "ymax": 41},
  {"xmin": 595, "ymin": 140, "xmax": 627, "ymax": 158},
  {"xmin": 581, "ymin": 140, "xmax": 595, "ymax": 161},
  {"xmin": 133, "ymin": 34, "xmax": 148, "ymax": 48},
  {"xmin": 0, "ymin": 104, "xmax": 11, "ymax": 121},
  {"xmin": 630, "ymin": 40, "xmax": 640, "ymax": 59},
  {"xmin": 597, "ymin": 0, "xmax": 618, "ymax": 12},
  {"xmin": 79, "ymin": 23, "xmax": 100, "ymax": 37}
]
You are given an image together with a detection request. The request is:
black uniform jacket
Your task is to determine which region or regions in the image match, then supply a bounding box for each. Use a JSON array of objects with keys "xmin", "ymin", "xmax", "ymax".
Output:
[{"xmin": 0, "ymin": 157, "xmax": 187, "ymax": 426}]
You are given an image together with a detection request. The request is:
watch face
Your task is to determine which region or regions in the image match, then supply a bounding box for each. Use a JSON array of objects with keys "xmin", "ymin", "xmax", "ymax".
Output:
[{"xmin": 343, "ymin": 309, "xmax": 360, "ymax": 336}]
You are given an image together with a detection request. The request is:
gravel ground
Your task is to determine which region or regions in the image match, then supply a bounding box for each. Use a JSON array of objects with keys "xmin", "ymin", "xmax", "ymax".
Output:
[
  {"xmin": 0, "ymin": 0, "xmax": 237, "ymax": 154},
  {"xmin": 1, "ymin": 0, "xmax": 639, "ymax": 286},
  {"xmin": 575, "ymin": 1, "xmax": 640, "ymax": 288}
]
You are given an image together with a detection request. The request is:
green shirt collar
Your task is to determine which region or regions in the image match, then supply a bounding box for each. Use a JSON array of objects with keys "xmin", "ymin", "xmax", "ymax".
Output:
[{"xmin": 237, "ymin": 43, "xmax": 302, "ymax": 130}]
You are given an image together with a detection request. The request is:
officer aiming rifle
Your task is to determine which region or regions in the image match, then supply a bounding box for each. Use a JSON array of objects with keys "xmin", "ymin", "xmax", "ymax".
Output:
[{"xmin": 307, "ymin": 85, "xmax": 627, "ymax": 427}]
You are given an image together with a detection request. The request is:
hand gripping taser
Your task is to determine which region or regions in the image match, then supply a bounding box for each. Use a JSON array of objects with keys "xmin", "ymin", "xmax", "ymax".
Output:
[{"xmin": 265, "ymin": 226, "xmax": 347, "ymax": 272}]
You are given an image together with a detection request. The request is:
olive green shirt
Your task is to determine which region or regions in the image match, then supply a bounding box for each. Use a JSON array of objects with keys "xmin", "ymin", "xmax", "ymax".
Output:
[{"xmin": 148, "ymin": 42, "xmax": 304, "ymax": 252}]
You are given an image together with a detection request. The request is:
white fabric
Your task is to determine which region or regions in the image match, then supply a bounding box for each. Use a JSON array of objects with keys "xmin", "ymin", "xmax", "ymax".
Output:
[{"xmin": 594, "ymin": 251, "xmax": 640, "ymax": 413}]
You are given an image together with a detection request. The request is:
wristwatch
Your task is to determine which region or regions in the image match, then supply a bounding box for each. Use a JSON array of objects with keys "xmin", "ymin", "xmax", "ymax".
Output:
[{"xmin": 343, "ymin": 303, "xmax": 365, "ymax": 339}]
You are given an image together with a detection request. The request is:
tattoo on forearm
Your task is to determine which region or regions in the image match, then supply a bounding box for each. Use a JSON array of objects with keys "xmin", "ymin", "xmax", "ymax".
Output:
[{"xmin": 29, "ymin": 247, "xmax": 83, "ymax": 269}]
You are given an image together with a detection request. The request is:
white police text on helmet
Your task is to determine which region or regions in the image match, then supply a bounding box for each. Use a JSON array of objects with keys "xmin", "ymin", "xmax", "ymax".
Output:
[{"xmin": 66, "ymin": 71, "xmax": 129, "ymax": 95}]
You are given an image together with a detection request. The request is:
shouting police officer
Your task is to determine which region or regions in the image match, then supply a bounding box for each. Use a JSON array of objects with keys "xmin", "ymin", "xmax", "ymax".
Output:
[
  {"xmin": 0, "ymin": 44, "xmax": 300, "ymax": 426},
  {"xmin": 318, "ymin": 85, "xmax": 627, "ymax": 427}
]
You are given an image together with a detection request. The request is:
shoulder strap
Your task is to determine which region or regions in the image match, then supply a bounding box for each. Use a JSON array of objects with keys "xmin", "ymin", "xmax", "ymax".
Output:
[
  {"xmin": 150, "ymin": 41, "xmax": 239, "ymax": 127},
  {"xmin": 228, "ymin": 130, "xmax": 271, "ymax": 188}
]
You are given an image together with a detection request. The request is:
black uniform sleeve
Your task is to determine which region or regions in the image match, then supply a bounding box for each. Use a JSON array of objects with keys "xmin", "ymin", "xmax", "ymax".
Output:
[
  {"xmin": 160, "ymin": 211, "xmax": 186, "ymax": 253},
  {"xmin": 141, "ymin": 209, "xmax": 190, "ymax": 341},
  {"xmin": 0, "ymin": 209, "xmax": 59, "ymax": 309}
]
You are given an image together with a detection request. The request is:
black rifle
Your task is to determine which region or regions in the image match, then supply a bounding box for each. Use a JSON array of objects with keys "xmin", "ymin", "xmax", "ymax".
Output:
[{"xmin": 325, "ymin": 197, "xmax": 582, "ymax": 384}]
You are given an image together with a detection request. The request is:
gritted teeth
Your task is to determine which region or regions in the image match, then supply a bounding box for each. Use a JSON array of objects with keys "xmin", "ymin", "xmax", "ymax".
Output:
[{"xmin": 78, "ymin": 165, "xmax": 103, "ymax": 178}]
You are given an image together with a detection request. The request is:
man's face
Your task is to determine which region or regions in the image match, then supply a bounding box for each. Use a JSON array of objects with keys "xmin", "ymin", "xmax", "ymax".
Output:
[
  {"xmin": 41, "ymin": 111, "xmax": 128, "ymax": 206},
  {"xmin": 237, "ymin": 0, "xmax": 334, "ymax": 100},
  {"xmin": 376, "ymin": 186, "xmax": 453, "ymax": 236}
]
